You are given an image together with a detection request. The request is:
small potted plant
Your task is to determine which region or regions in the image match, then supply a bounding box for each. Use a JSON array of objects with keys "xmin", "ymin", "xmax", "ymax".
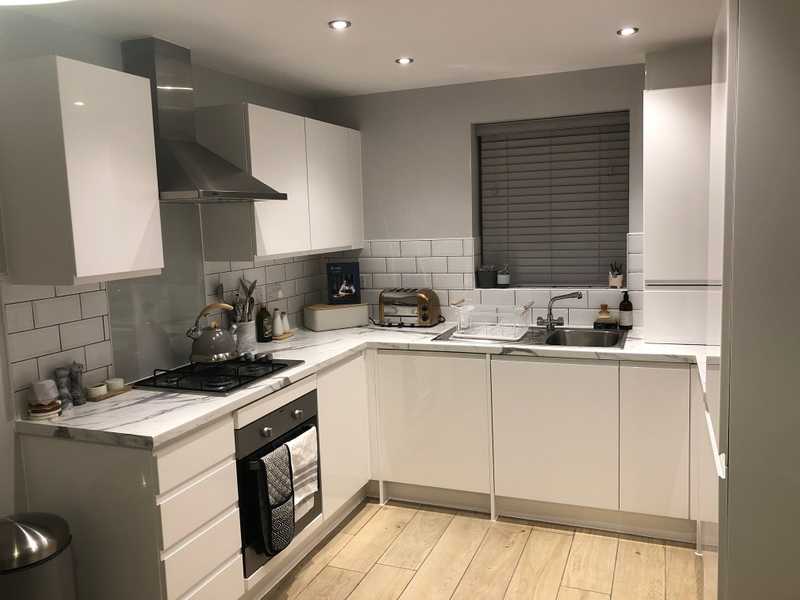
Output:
[
  {"xmin": 497, "ymin": 265, "xmax": 511, "ymax": 288},
  {"xmin": 609, "ymin": 262, "xmax": 624, "ymax": 288}
]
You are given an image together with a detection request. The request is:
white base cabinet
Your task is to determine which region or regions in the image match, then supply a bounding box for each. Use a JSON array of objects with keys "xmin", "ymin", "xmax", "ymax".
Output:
[
  {"xmin": 317, "ymin": 352, "xmax": 371, "ymax": 517},
  {"xmin": 491, "ymin": 357, "xmax": 620, "ymax": 511},
  {"xmin": 377, "ymin": 351, "xmax": 490, "ymax": 494},
  {"xmin": 620, "ymin": 362, "xmax": 690, "ymax": 518}
]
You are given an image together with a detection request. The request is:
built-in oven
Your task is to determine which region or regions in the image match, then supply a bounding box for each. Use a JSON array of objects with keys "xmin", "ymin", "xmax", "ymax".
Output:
[{"xmin": 234, "ymin": 388, "xmax": 322, "ymax": 578}]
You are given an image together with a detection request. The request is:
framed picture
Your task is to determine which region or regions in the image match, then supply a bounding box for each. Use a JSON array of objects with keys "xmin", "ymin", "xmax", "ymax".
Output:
[{"xmin": 326, "ymin": 262, "xmax": 361, "ymax": 305}]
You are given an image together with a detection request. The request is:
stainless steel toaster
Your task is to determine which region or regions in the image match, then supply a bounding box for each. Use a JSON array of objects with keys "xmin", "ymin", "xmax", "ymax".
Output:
[{"xmin": 377, "ymin": 288, "xmax": 442, "ymax": 327}]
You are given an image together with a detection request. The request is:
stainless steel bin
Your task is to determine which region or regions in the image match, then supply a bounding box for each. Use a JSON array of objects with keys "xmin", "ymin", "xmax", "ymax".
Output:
[{"xmin": 1, "ymin": 513, "xmax": 77, "ymax": 600}]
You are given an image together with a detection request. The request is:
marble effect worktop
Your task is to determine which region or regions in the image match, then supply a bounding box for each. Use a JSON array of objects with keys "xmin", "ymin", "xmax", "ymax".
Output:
[{"xmin": 16, "ymin": 326, "xmax": 720, "ymax": 450}]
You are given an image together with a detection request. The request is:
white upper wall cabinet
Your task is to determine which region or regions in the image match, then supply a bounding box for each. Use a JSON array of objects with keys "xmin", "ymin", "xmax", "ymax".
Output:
[
  {"xmin": 196, "ymin": 105, "xmax": 364, "ymax": 261},
  {"xmin": 643, "ymin": 85, "xmax": 712, "ymax": 285},
  {"xmin": 306, "ymin": 118, "xmax": 364, "ymax": 252},
  {"xmin": 0, "ymin": 56, "xmax": 164, "ymax": 285}
]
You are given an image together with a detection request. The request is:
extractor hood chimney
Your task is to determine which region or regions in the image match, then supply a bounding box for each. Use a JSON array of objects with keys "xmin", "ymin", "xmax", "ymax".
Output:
[{"xmin": 121, "ymin": 37, "xmax": 287, "ymax": 202}]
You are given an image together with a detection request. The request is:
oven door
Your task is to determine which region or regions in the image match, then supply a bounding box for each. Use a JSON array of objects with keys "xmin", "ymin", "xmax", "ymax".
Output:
[{"xmin": 235, "ymin": 390, "xmax": 322, "ymax": 578}]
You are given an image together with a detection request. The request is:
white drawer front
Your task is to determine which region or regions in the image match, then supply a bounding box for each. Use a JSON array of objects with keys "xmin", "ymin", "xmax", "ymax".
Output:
[
  {"xmin": 185, "ymin": 555, "xmax": 244, "ymax": 600},
  {"xmin": 156, "ymin": 417, "xmax": 235, "ymax": 494},
  {"xmin": 162, "ymin": 508, "xmax": 241, "ymax": 600},
  {"xmin": 159, "ymin": 460, "xmax": 238, "ymax": 550}
]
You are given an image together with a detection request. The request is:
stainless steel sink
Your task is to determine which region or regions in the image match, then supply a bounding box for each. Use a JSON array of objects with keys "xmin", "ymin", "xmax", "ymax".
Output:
[
  {"xmin": 544, "ymin": 329, "xmax": 625, "ymax": 348},
  {"xmin": 434, "ymin": 326, "xmax": 627, "ymax": 348}
]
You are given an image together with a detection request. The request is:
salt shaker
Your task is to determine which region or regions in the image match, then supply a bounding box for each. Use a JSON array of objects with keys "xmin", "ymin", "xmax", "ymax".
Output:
[{"xmin": 281, "ymin": 311, "xmax": 290, "ymax": 332}]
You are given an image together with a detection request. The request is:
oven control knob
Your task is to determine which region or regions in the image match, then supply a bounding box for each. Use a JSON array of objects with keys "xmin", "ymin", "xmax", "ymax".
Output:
[
  {"xmin": 260, "ymin": 426, "xmax": 273, "ymax": 438},
  {"xmin": 292, "ymin": 409, "xmax": 304, "ymax": 420}
]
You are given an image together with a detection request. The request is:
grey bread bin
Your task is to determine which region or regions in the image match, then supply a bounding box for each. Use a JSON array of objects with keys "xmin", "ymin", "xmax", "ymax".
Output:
[{"xmin": 0, "ymin": 513, "xmax": 76, "ymax": 600}]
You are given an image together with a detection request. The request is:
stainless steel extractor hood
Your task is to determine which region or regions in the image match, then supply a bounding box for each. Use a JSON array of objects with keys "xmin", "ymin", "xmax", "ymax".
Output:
[{"xmin": 121, "ymin": 37, "xmax": 287, "ymax": 202}]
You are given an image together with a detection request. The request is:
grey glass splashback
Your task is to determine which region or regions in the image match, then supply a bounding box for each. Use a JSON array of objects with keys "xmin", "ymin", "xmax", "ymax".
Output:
[{"xmin": 109, "ymin": 204, "xmax": 205, "ymax": 381}]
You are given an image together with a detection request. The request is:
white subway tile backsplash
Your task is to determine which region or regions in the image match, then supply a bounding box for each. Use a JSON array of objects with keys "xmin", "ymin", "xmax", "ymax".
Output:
[
  {"xmin": 479, "ymin": 289, "xmax": 515, "ymax": 305},
  {"xmin": 400, "ymin": 240, "xmax": 431, "ymax": 257},
  {"xmin": 303, "ymin": 260, "xmax": 321, "ymax": 276},
  {"xmin": 230, "ymin": 260, "xmax": 255, "ymax": 270},
  {"xmin": 33, "ymin": 295, "xmax": 81, "ymax": 328},
  {"xmin": 402, "ymin": 273, "xmax": 433, "ymax": 288},
  {"xmin": 433, "ymin": 289, "xmax": 449, "ymax": 305},
  {"xmin": 56, "ymin": 283, "xmax": 99, "ymax": 296},
  {"xmin": 370, "ymin": 240, "xmax": 401, "ymax": 257},
  {"xmin": 287, "ymin": 295, "xmax": 305, "ymax": 314},
  {"xmin": 513, "ymin": 289, "xmax": 551, "ymax": 308},
  {"xmin": 431, "ymin": 273, "xmax": 464, "ymax": 289},
  {"xmin": 447, "ymin": 256, "xmax": 474, "ymax": 273},
  {"xmin": 8, "ymin": 327, "xmax": 60, "ymax": 362},
  {"xmin": 358, "ymin": 258, "xmax": 387, "ymax": 274},
  {"xmin": 360, "ymin": 274, "xmax": 373, "ymax": 289},
  {"xmin": 363, "ymin": 289, "xmax": 381, "ymax": 305},
  {"xmin": 586, "ymin": 289, "xmax": 624, "ymax": 309},
  {"xmin": 220, "ymin": 270, "xmax": 244, "ymax": 292},
  {"xmin": 103, "ymin": 315, "xmax": 111, "ymax": 340},
  {"xmin": 11, "ymin": 359, "xmax": 38, "ymax": 391},
  {"xmin": 283, "ymin": 262, "xmax": 303, "ymax": 281},
  {"xmin": 568, "ymin": 308, "xmax": 603, "ymax": 327},
  {"xmin": 37, "ymin": 347, "xmax": 86, "ymax": 380},
  {"xmin": 85, "ymin": 340, "xmax": 113, "ymax": 370},
  {"xmin": 204, "ymin": 274, "xmax": 221, "ymax": 296},
  {"xmin": 628, "ymin": 291, "xmax": 644, "ymax": 309},
  {"xmin": 1, "ymin": 284, "xmax": 55, "ymax": 304},
  {"xmin": 266, "ymin": 264, "xmax": 287, "ymax": 282},
  {"xmin": 304, "ymin": 291, "xmax": 322, "ymax": 305},
  {"xmin": 463, "ymin": 238, "xmax": 477, "ymax": 256},
  {"xmin": 463, "ymin": 272, "xmax": 476, "ymax": 288},
  {"xmin": 84, "ymin": 367, "xmax": 110, "ymax": 388},
  {"xmin": 5, "ymin": 303, "xmax": 34, "ymax": 333},
  {"xmin": 628, "ymin": 253, "xmax": 643, "ymax": 273},
  {"xmin": 627, "ymin": 273, "xmax": 644, "ymax": 291},
  {"xmin": 417, "ymin": 256, "xmax": 447, "ymax": 273},
  {"xmin": 386, "ymin": 257, "xmax": 416, "ymax": 273},
  {"xmin": 531, "ymin": 308, "xmax": 569, "ymax": 325},
  {"xmin": 60, "ymin": 317, "xmax": 104, "ymax": 350},
  {"xmin": 627, "ymin": 232, "xmax": 644, "ymax": 254},
  {"xmin": 449, "ymin": 289, "xmax": 480, "ymax": 306},
  {"xmin": 373, "ymin": 273, "xmax": 402, "ymax": 288},
  {"xmin": 243, "ymin": 266, "xmax": 267, "ymax": 287},
  {"xmin": 80, "ymin": 290, "xmax": 109, "ymax": 319},
  {"xmin": 431, "ymin": 239, "xmax": 463, "ymax": 256}
]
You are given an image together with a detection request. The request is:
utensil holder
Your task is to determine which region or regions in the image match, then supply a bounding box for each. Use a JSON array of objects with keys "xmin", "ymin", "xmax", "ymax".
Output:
[{"xmin": 237, "ymin": 321, "xmax": 257, "ymax": 352}]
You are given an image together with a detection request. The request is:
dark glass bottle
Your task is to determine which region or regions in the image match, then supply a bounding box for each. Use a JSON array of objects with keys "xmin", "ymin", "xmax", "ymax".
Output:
[
  {"xmin": 256, "ymin": 304, "xmax": 273, "ymax": 342},
  {"xmin": 619, "ymin": 291, "xmax": 634, "ymax": 330}
]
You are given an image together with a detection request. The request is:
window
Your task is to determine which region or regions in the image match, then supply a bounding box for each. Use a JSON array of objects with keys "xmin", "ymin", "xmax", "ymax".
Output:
[{"xmin": 476, "ymin": 111, "xmax": 630, "ymax": 287}]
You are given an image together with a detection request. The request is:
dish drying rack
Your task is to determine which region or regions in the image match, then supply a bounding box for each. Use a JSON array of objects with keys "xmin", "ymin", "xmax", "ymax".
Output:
[{"xmin": 450, "ymin": 302, "xmax": 534, "ymax": 342}]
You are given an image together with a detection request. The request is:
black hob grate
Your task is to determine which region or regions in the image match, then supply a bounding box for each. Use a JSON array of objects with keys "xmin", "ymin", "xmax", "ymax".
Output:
[{"xmin": 133, "ymin": 358, "xmax": 305, "ymax": 394}]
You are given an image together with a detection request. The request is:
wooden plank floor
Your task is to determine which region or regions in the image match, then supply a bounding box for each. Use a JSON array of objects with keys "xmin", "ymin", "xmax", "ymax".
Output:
[{"xmin": 265, "ymin": 500, "xmax": 704, "ymax": 600}]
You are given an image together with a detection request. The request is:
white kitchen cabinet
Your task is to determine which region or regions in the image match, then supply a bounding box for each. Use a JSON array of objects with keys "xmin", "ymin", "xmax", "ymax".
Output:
[
  {"xmin": 0, "ymin": 56, "xmax": 164, "ymax": 285},
  {"xmin": 377, "ymin": 351, "xmax": 490, "ymax": 494},
  {"xmin": 643, "ymin": 85, "xmax": 712, "ymax": 285},
  {"xmin": 317, "ymin": 352, "xmax": 371, "ymax": 517},
  {"xmin": 691, "ymin": 364, "xmax": 721, "ymax": 524},
  {"xmin": 196, "ymin": 103, "xmax": 312, "ymax": 259},
  {"xmin": 306, "ymin": 118, "xmax": 364, "ymax": 252},
  {"xmin": 196, "ymin": 105, "xmax": 364, "ymax": 260},
  {"xmin": 491, "ymin": 357, "xmax": 619, "ymax": 510},
  {"xmin": 620, "ymin": 362, "xmax": 690, "ymax": 518}
]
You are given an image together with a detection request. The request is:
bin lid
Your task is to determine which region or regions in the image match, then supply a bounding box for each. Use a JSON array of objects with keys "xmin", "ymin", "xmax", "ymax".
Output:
[{"xmin": 0, "ymin": 513, "xmax": 71, "ymax": 572}]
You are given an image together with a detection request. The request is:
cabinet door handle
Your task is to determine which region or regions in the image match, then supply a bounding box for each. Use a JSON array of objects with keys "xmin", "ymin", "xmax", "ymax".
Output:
[
  {"xmin": 261, "ymin": 426, "xmax": 273, "ymax": 438},
  {"xmin": 292, "ymin": 409, "xmax": 304, "ymax": 420}
]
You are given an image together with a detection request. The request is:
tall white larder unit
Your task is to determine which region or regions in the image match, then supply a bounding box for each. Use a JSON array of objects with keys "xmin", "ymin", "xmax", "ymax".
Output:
[
  {"xmin": 643, "ymin": 84, "xmax": 720, "ymax": 343},
  {"xmin": 0, "ymin": 56, "xmax": 163, "ymax": 285}
]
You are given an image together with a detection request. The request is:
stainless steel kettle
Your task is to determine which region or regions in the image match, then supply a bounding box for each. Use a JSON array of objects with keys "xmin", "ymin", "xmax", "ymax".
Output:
[{"xmin": 186, "ymin": 303, "xmax": 239, "ymax": 363}]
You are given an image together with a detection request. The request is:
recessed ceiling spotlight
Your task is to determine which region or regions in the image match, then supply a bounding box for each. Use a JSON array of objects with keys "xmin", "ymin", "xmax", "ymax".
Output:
[
  {"xmin": 395, "ymin": 57, "xmax": 414, "ymax": 65},
  {"xmin": 617, "ymin": 26, "xmax": 639, "ymax": 37},
  {"xmin": 328, "ymin": 19, "xmax": 352, "ymax": 31}
]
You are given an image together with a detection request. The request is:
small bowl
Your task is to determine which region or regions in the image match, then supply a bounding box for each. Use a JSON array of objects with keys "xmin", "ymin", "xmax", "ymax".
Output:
[{"xmin": 87, "ymin": 383, "xmax": 108, "ymax": 399}]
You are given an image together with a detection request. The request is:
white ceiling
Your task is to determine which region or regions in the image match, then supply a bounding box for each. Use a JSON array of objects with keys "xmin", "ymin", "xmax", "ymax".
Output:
[{"xmin": 22, "ymin": 0, "xmax": 719, "ymax": 98}]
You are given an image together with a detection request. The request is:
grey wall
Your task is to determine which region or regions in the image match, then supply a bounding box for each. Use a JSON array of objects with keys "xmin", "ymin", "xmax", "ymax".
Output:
[
  {"xmin": 0, "ymin": 10, "xmax": 314, "ymax": 515},
  {"xmin": 645, "ymin": 40, "xmax": 713, "ymax": 90},
  {"xmin": 721, "ymin": 1, "xmax": 800, "ymax": 598},
  {"xmin": 315, "ymin": 64, "xmax": 645, "ymax": 240}
]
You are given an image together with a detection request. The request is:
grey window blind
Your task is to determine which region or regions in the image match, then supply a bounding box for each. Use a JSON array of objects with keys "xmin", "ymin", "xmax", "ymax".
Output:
[{"xmin": 477, "ymin": 111, "xmax": 629, "ymax": 287}]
